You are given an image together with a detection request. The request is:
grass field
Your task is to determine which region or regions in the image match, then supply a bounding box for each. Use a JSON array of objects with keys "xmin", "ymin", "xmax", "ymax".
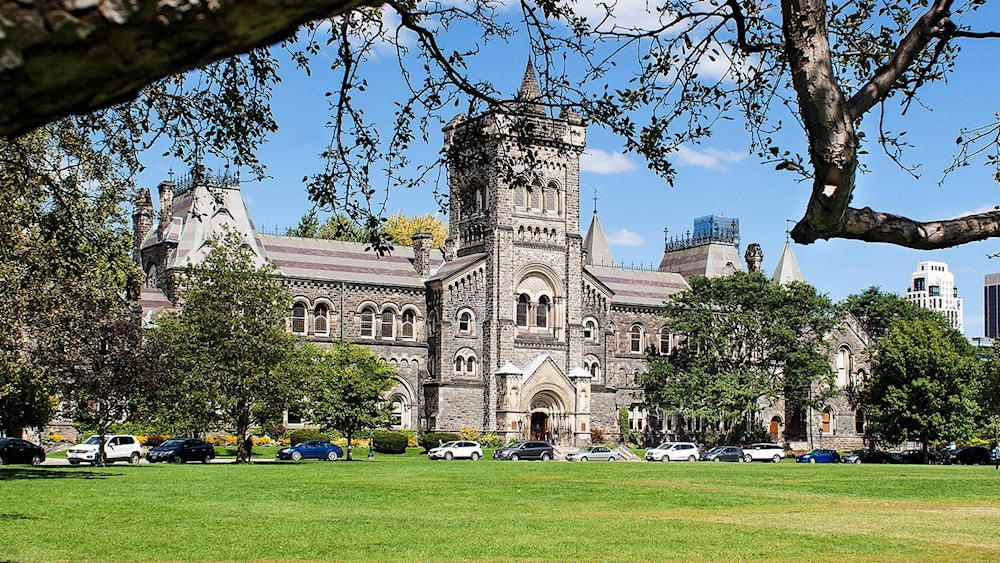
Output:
[{"xmin": 2, "ymin": 453, "xmax": 1000, "ymax": 562}]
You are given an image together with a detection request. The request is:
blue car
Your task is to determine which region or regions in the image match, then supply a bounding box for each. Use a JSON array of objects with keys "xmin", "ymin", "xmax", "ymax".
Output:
[
  {"xmin": 276, "ymin": 440, "xmax": 343, "ymax": 461},
  {"xmin": 796, "ymin": 449, "xmax": 841, "ymax": 463}
]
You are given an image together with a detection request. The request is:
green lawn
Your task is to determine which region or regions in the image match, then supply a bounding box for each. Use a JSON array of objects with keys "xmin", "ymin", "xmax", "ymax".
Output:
[{"xmin": 2, "ymin": 455, "xmax": 999, "ymax": 562}]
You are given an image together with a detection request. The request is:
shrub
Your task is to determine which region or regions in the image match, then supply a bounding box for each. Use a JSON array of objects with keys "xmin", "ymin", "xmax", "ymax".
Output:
[
  {"xmin": 144, "ymin": 434, "xmax": 170, "ymax": 447},
  {"xmin": 419, "ymin": 432, "xmax": 461, "ymax": 452},
  {"xmin": 590, "ymin": 427, "xmax": 606, "ymax": 444},
  {"xmin": 459, "ymin": 426, "xmax": 480, "ymax": 441},
  {"xmin": 479, "ymin": 433, "xmax": 505, "ymax": 448},
  {"xmin": 399, "ymin": 429, "xmax": 419, "ymax": 447},
  {"xmin": 372, "ymin": 430, "xmax": 408, "ymax": 454},
  {"xmin": 288, "ymin": 428, "xmax": 328, "ymax": 445}
]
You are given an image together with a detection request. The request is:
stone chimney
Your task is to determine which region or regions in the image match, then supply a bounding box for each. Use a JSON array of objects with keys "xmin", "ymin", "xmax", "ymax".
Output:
[
  {"xmin": 157, "ymin": 181, "xmax": 175, "ymax": 242},
  {"xmin": 745, "ymin": 243, "xmax": 764, "ymax": 273},
  {"xmin": 132, "ymin": 187, "xmax": 154, "ymax": 266},
  {"xmin": 443, "ymin": 237, "xmax": 456, "ymax": 262},
  {"xmin": 412, "ymin": 232, "xmax": 433, "ymax": 277}
]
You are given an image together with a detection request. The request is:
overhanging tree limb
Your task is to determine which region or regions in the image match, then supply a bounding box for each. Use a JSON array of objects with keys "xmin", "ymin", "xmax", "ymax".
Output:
[{"xmin": 0, "ymin": 0, "xmax": 379, "ymax": 137}]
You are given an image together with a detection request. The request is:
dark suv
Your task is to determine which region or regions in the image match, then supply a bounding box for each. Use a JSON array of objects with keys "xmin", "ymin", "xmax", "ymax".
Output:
[
  {"xmin": 493, "ymin": 440, "xmax": 554, "ymax": 461},
  {"xmin": 147, "ymin": 438, "xmax": 216, "ymax": 463}
]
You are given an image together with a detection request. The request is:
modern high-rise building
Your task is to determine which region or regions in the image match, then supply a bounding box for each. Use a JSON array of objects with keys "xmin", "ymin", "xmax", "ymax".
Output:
[
  {"xmin": 984, "ymin": 273, "xmax": 1000, "ymax": 338},
  {"xmin": 906, "ymin": 261, "xmax": 963, "ymax": 333}
]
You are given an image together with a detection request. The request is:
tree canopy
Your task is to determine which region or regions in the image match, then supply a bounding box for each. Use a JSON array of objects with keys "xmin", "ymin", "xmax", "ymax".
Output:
[
  {"xmin": 2, "ymin": 1, "xmax": 1000, "ymax": 250},
  {"xmin": 280, "ymin": 341, "xmax": 398, "ymax": 461},
  {"xmin": 148, "ymin": 228, "xmax": 297, "ymax": 461},
  {"xmin": 866, "ymin": 317, "xmax": 980, "ymax": 457},
  {"xmin": 640, "ymin": 272, "xmax": 837, "ymax": 438}
]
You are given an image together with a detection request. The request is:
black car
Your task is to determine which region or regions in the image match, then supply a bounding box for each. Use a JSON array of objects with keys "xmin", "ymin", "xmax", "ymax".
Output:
[
  {"xmin": 493, "ymin": 440, "xmax": 554, "ymax": 461},
  {"xmin": 147, "ymin": 438, "xmax": 216, "ymax": 463},
  {"xmin": 842, "ymin": 449, "xmax": 899, "ymax": 464},
  {"xmin": 942, "ymin": 446, "xmax": 991, "ymax": 465},
  {"xmin": 0, "ymin": 438, "xmax": 46, "ymax": 466},
  {"xmin": 699, "ymin": 446, "xmax": 746, "ymax": 462},
  {"xmin": 898, "ymin": 449, "xmax": 941, "ymax": 464}
]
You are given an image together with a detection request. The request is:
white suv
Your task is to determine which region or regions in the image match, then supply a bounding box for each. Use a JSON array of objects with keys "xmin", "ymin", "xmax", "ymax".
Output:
[
  {"xmin": 645, "ymin": 442, "xmax": 703, "ymax": 462},
  {"xmin": 67, "ymin": 434, "xmax": 144, "ymax": 465},
  {"xmin": 743, "ymin": 443, "xmax": 785, "ymax": 463}
]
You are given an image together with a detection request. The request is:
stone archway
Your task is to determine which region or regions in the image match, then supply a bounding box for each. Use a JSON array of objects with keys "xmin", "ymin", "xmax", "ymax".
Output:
[{"xmin": 528, "ymin": 390, "xmax": 566, "ymax": 443}]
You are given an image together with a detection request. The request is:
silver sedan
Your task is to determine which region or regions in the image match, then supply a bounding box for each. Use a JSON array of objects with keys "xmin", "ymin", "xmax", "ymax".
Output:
[{"xmin": 566, "ymin": 445, "xmax": 617, "ymax": 461}]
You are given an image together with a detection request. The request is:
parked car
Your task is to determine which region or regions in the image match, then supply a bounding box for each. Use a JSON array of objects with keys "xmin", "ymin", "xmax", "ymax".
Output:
[
  {"xmin": 841, "ymin": 449, "xmax": 898, "ymax": 464},
  {"xmin": 147, "ymin": 438, "xmax": 216, "ymax": 463},
  {"xmin": 566, "ymin": 445, "xmax": 617, "ymax": 462},
  {"xmin": 743, "ymin": 443, "xmax": 785, "ymax": 463},
  {"xmin": 942, "ymin": 446, "xmax": 991, "ymax": 465},
  {"xmin": 67, "ymin": 434, "xmax": 144, "ymax": 465},
  {"xmin": 898, "ymin": 449, "xmax": 941, "ymax": 464},
  {"xmin": 276, "ymin": 440, "xmax": 344, "ymax": 461},
  {"xmin": 493, "ymin": 440, "xmax": 553, "ymax": 461},
  {"xmin": 796, "ymin": 449, "xmax": 841, "ymax": 463},
  {"xmin": 0, "ymin": 438, "xmax": 46, "ymax": 466},
  {"xmin": 699, "ymin": 446, "xmax": 746, "ymax": 462},
  {"xmin": 428, "ymin": 441, "xmax": 483, "ymax": 460},
  {"xmin": 644, "ymin": 441, "xmax": 702, "ymax": 462}
]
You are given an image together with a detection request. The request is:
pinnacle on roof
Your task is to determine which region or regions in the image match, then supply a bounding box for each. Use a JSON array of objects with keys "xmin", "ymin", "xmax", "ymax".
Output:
[
  {"xmin": 771, "ymin": 242, "xmax": 805, "ymax": 285},
  {"xmin": 583, "ymin": 212, "xmax": 615, "ymax": 267},
  {"xmin": 516, "ymin": 60, "xmax": 546, "ymax": 116}
]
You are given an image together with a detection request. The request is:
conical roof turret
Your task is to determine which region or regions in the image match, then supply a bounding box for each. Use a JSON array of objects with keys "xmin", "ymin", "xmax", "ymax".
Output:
[
  {"xmin": 516, "ymin": 61, "xmax": 546, "ymax": 116},
  {"xmin": 771, "ymin": 242, "xmax": 805, "ymax": 285},
  {"xmin": 583, "ymin": 212, "xmax": 615, "ymax": 267}
]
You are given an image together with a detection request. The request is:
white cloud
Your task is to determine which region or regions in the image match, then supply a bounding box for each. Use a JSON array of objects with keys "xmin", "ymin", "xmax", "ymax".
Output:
[
  {"xmin": 581, "ymin": 149, "xmax": 637, "ymax": 174},
  {"xmin": 674, "ymin": 145, "xmax": 746, "ymax": 171},
  {"xmin": 606, "ymin": 228, "xmax": 645, "ymax": 247}
]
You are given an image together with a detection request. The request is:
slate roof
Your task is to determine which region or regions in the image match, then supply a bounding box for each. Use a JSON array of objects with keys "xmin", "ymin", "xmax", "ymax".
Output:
[
  {"xmin": 583, "ymin": 212, "xmax": 614, "ymax": 267},
  {"xmin": 260, "ymin": 235, "xmax": 441, "ymax": 289},
  {"xmin": 657, "ymin": 242, "xmax": 743, "ymax": 280},
  {"xmin": 585, "ymin": 265, "xmax": 690, "ymax": 307},
  {"xmin": 771, "ymin": 242, "xmax": 805, "ymax": 285}
]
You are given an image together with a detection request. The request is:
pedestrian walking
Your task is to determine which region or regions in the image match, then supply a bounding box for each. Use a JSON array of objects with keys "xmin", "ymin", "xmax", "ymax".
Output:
[
  {"xmin": 992, "ymin": 443, "xmax": 1000, "ymax": 470},
  {"xmin": 244, "ymin": 436, "xmax": 254, "ymax": 462}
]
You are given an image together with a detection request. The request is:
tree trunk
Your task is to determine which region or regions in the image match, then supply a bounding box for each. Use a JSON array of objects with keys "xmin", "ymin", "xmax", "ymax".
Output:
[{"xmin": 0, "ymin": 0, "xmax": 380, "ymax": 137}]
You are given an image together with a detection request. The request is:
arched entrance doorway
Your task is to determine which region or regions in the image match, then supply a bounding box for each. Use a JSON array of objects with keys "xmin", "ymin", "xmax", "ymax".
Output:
[
  {"xmin": 530, "ymin": 411, "xmax": 549, "ymax": 441},
  {"xmin": 769, "ymin": 416, "xmax": 782, "ymax": 441}
]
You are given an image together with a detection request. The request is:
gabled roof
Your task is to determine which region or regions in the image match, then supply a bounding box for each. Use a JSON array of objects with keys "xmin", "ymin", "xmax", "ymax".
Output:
[
  {"xmin": 771, "ymin": 242, "xmax": 805, "ymax": 285},
  {"xmin": 658, "ymin": 241, "xmax": 743, "ymax": 280},
  {"xmin": 585, "ymin": 265, "xmax": 689, "ymax": 307},
  {"xmin": 260, "ymin": 235, "xmax": 438, "ymax": 289},
  {"xmin": 425, "ymin": 252, "xmax": 487, "ymax": 284},
  {"xmin": 583, "ymin": 212, "xmax": 614, "ymax": 267},
  {"xmin": 139, "ymin": 184, "xmax": 268, "ymax": 270}
]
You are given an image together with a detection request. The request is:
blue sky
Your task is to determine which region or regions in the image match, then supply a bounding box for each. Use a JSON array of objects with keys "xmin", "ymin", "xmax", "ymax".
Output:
[{"xmin": 136, "ymin": 2, "xmax": 1000, "ymax": 338}]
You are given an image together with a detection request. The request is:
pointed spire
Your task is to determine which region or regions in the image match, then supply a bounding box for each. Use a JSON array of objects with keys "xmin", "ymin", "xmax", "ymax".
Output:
[
  {"xmin": 771, "ymin": 242, "xmax": 805, "ymax": 285},
  {"xmin": 583, "ymin": 211, "xmax": 615, "ymax": 268},
  {"xmin": 516, "ymin": 60, "xmax": 546, "ymax": 116}
]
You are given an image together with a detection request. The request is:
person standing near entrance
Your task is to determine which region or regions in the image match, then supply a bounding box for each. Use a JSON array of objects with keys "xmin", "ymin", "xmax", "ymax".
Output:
[{"xmin": 553, "ymin": 430, "xmax": 559, "ymax": 446}]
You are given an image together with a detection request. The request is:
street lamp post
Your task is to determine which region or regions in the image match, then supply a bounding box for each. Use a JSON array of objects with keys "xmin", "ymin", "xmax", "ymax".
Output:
[{"xmin": 367, "ymin": 429, "xmax": 374, "ymax": 460}]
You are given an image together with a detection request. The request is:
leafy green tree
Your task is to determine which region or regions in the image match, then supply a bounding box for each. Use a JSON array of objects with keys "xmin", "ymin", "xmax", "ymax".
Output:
[
  {"xmin": 842, "ymin": 286, "xmax": 946, "ymax": 339},
  {"xmin": 149, "ymin": 228, "xmax": 297, "ymax": 462},
  {"xmin": 640, "ymin": 272, "xmax": 836, "ymax": 440},
  {"xmin": 978, "ymin": 349, "xmax": 1000, "ymax": 447},
  {"xmin": 0, "ymin": 125, "xmax": 140, "ymax": 437},
  {"xmin": 866, "ymin": 318, "xmax": 980, "ymax": 461},
  {"xmin": 286, "ymin": 210, "xmax": 370, "ymax": 242},
  {"xmin": 281, "ymin": 341, "xmax": 397, "ymax": 461}
]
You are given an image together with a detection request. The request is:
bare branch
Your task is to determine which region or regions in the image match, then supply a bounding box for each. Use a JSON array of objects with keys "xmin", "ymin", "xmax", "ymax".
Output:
[{"xmin": 795, "ymin": 206, "xmax": 1000, "ymax": 250}]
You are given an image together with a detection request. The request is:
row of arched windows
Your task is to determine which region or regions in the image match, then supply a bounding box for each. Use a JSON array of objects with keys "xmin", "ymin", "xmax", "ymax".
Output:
[
  {"xmin": 516, "ymin": 294, "xmax": 550, "ymax": 328},
  {"xmin": 360, "ymin": 306, "xmax": 417, "ymax": 340},
  {"xmin": 513, "ymin": 179, "xmax": 562, "ymax": 215}
]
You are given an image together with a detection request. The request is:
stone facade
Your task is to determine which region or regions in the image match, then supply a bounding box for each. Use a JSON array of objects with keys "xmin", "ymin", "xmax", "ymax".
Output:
[{"xmin": 135, "ymin": 65, "xmax": 868, "ymax": 450}]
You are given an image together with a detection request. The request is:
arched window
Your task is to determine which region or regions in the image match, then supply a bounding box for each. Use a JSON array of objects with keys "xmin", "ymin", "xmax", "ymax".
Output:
[
  {"xmin": 529, "ymin": 181, "xmax": 542, "ymax": 210},
  {"xmin": 291, "ymin": 302, "xmax": 307, "ymax": 334},
  {"xmin": 659, "ymin": 326, "xmax": 671, "ymax": 355},
  {"xmin": 401, "ymin": 310, "xmax": 415, "ymax": 340},
  {"xmin": 854, "ymin": 410, "xmax": 866, "ymax": 434},
  {"xmin": 516, "ymin": 294, "xmax": 529, "ymax": 327},
  {"xmin": 629, "ymin": 325, "xmax": 644, "ymax": 354},
  {"xmin": 514, "ymin": 184, "xmax": 525, "ymax": 208},
  {"xmin": 536, "ymin": 295, "xmax": 549, "ymax": 328},
  {"xmin": 459, "ymin": 310, "xmax": 473, "ymax": 334},
  {"xmin": 360, "ymin": 307, "xmax": 376, "ymax": 338},
  {"xmin": 466, "ymin": 357, "xmax": 476, "ymax": 375},
  {"xmin": 428, "ymin": 311, "xmax": 437, "ymax": 337},
  {"xmin": 381, "ymin": 310, "xmax": 395, "ymax": 339},
  {"xmin": 455, "ymin": 356, "xmax": 464, "ymax": 374},
  {"xmin": 314, "ymin": 304, "xmax": 329, "ymax": 335},
  {"xmin": 584, "ymin": 319, "xmax": 597, "ymax": 342},
  {"xmin": 836, "ymin": 346, "xmax": 851, "ymax": 388},
  {"xmin": 821, "ymin": 408, "xmax": 833, "ymax": 434},
  {"xmin": 544, "ymin": 183, "xmax": 558, "ymax": 213}
]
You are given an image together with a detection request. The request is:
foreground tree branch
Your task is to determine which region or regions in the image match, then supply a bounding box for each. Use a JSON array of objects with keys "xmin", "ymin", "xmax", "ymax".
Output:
[{"xmin": 0, "ymin": 0, "xmax": 379, "ymax": 137}]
